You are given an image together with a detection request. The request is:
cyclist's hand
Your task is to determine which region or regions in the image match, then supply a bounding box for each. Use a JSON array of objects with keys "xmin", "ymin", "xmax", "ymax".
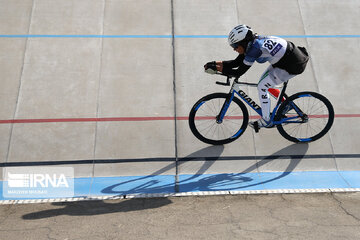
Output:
[{"xmin": 204, "ymin": 61, "xmax": 217, "ymax": 74}]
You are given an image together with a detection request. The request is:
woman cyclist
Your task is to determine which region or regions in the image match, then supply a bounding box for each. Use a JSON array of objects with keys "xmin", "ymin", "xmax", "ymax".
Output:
[{"xmin": 204, "ymin": 25, "xmax": 309, "ymax": 130}]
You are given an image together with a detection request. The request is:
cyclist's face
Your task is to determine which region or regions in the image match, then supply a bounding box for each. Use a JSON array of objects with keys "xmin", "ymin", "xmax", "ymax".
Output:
[{"xmin": 234, "ymin": 45, "xmax": 245, "ymax": 54}]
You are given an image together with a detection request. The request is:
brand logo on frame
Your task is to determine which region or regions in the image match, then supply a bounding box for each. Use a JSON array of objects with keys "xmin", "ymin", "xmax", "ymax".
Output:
[{"xmin": 3, "ymin": 167, "xmax": 74, "ymax": 199}]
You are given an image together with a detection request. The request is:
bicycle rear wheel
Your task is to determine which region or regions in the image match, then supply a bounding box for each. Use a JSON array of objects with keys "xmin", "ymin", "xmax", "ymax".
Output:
[
  {"xmin": 189, "ymin": 93, "xmax": 249, "ymax": 145},
  {"xmin": 275, "ymin": 91, "xmax": 334, "ymax": 143}
]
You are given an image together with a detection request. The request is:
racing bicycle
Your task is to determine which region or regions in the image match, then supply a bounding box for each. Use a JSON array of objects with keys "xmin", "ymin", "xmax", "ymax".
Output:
[{"xmin": 189, "ymin": 73, "xmax": 334, "ymax": 145}]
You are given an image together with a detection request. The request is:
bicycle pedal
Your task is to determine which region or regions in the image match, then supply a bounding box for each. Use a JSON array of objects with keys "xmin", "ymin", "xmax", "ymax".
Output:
[{"xmin": 253, "ymin": 122, "xmax": 260, "ymax": 133}]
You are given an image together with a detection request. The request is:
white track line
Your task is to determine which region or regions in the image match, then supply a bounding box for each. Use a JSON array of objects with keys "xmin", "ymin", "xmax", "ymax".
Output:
[{"xmin": 1, "ymin": 188, "xmax": 360, "ymax": 205}]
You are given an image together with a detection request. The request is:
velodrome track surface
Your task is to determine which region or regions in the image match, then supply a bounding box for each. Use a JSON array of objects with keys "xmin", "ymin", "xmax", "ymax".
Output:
[
  {"xmin": 1, "ymin": 1, "xmax": 360, "ymax": 239},
  {"xmin": 0, "ymin": 0, "xmax": 360, "ymax": 202}
]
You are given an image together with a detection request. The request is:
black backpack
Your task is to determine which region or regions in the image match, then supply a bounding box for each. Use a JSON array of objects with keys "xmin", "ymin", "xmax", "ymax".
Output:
[{"xmin": 273, "ymin": 41, "xmax": 309, "ymax": 75}]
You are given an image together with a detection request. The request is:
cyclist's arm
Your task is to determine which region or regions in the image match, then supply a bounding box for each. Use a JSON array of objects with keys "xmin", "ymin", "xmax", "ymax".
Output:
[
  {"xmin": 222, "ymin": 54, "xmax": 245, "ymax": 70},
  {"xmin": 221, "ymin": 61, "xmax": 251, "ymax": 77},
  {"xmin": 207, "ymin": 54, "xmax": 245, "ymax": 73},
  {"xmin": 221, "ymin": 54, "xmax": 250, "ymax": 77},
  {"xmin": 221, "ymin": 44, "xmax": 262, "ymax": 77}
]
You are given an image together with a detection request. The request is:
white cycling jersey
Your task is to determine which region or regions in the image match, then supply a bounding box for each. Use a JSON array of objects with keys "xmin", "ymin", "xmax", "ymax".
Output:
[
  {"xmin": 244, "ymin": 35, "xmax": 288, "ymax": 66},
  {"xmin": 219, "ymin": 34, "xmax": 309, "ymax": 123}
]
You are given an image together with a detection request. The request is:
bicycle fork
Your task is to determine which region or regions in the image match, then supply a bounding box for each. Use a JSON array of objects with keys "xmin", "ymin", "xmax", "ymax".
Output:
[{"xmin": 216, "ymin": 91, "xmax": 235, "ymax": 123}]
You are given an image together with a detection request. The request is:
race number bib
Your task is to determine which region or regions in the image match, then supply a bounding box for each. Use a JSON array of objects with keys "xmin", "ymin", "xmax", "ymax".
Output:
[{"xmin": 262, "ymin": 39, "xmax": 283, "ymax": 56}]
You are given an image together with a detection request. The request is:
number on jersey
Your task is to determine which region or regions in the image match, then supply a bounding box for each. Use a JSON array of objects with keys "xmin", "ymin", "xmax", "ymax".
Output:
[
  {"xmin": 263, "ymin": 39, "xmax": 283, "ymax": 56},
  {"xmin": 263, "ymin": 40, "xmax": 277, "ymax": 51}
]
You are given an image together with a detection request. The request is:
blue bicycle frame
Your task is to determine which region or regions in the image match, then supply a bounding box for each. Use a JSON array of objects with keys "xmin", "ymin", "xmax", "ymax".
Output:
[{"xmin": 217, "ymin": 79, "xmax": 305, "ymax": 125}]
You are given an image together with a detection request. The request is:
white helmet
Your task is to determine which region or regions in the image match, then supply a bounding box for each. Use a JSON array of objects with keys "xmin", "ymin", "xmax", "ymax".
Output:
[{"xmin": 228, "ymin": 25, "xmax": 254, "ymax": 49}]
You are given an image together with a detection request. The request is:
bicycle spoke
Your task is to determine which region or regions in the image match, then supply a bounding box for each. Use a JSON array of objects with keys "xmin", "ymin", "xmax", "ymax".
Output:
[
  {"xmin": 191, "ymin": 95, "xmax": 247, "ymax": 142},
  {"xmin": 277, "ymin": 93, "xmax": 333, "ymax": 142}
]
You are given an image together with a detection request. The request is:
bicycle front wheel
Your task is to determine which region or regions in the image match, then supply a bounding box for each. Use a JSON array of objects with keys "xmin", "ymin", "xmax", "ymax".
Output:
[
  {"xmin": 275, "ymin": 92, "xmax": 334, "ymax": 143},
  {"xmin": 189, "ymin": 93, "xmax": 249, "ymax": 145}
]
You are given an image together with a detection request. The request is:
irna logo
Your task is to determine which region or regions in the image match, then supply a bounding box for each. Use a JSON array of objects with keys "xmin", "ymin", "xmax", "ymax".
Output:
[
  {"xmin": 3, "ymin": 167, "xmax": 74, "ymax": 198},
  {"xmin": 7, "ymin": 173, "xmax": 69, "ymax": 188}
]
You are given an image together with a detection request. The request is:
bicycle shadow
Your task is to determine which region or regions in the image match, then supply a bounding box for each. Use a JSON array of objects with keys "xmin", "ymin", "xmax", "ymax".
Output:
[
  {"xmin": 179, "ymin": 143, "xmax": 309, "ymax": 192},
  {"xmin": 22, "ymin": 143, "xmax": 308, "ymax": 219},
  {"xmin": 99, "ymin": 143, "xmax": 308, "ymax": 194}
]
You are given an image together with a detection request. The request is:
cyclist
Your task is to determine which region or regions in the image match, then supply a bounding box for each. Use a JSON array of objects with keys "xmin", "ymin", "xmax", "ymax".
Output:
[{"xmin": 204, "ymin": 25, "xmax": 309, "ymax": 130}]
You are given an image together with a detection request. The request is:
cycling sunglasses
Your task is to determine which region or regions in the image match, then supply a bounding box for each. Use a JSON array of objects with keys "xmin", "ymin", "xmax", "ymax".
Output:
[{"xmin": 230, "ymin": 42, "xmax": 242, "ymax": 50}]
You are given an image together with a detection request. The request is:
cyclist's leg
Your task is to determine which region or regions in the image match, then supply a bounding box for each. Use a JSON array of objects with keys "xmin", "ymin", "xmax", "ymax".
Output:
[
  {"xmin": 257, "ymin": 66, "xmax": 296, "ymax": 122},
  {"xmin": 257, "ymin": 66, "xmax": 277, "ymax": 122}
]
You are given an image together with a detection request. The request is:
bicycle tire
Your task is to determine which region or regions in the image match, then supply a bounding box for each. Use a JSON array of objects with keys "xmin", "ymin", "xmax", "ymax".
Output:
[
  {"xmin": 189, "ymin": 93, "xmax": 249, "ymax": 145},
  {"xmin": 275, "ymin": 91, "xmax": 334, "ymax": 143}
]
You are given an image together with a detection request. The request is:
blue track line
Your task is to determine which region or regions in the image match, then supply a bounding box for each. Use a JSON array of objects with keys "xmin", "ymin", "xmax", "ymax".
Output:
[
  {"xmin": 0, "ymin": 34, "xmax": 360, "ymax": 39},
  {"xmin": 1, "ymin": 171, "xmax": 360, "ymax": 200}
]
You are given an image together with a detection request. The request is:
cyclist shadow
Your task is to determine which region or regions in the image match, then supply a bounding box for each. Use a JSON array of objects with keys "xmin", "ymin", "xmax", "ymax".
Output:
[
  {"xmin": 98, "ymin": 143, "xmax": 308, "ymax": 194},
  {"xmin": 22, "ymin": 144, "xmax": 308, "ymax": 219},
  {"xmin": 180, "ymin": 143, "xmax": 309, "ymax": 192}
]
